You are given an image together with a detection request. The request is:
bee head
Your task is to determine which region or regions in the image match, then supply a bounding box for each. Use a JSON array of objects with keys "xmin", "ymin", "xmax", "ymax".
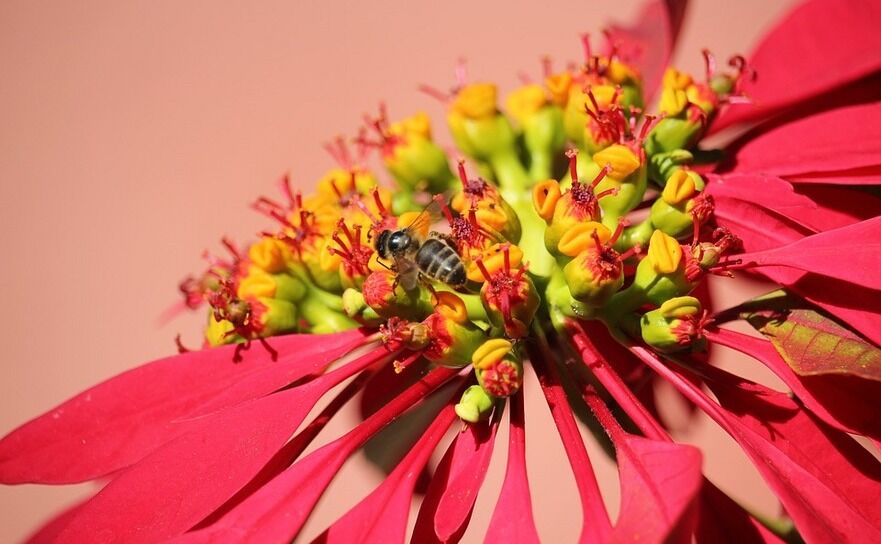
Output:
[{"xmin": 375, "ymin": 229, "xmax": 391, "ymax": 259}]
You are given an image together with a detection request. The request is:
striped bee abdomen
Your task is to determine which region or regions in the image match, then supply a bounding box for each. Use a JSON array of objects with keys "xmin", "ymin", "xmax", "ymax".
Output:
[{"xmin": 415, "ymin": 238, "xmax": 466, "ymax": 287}]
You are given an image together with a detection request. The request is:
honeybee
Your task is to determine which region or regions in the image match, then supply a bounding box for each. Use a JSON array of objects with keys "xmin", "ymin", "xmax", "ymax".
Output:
[{"xmin": 374, "ymin": 203, "xmax": 467, "ymax": 291}]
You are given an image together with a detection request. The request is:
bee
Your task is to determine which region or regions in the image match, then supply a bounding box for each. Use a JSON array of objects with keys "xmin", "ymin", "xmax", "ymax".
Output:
[{"xmin": 374, "ymin": 203, "xmax": 467, "ymax": 291}]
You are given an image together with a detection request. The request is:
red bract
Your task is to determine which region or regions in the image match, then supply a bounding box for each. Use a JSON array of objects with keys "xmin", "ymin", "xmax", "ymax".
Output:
[{"xmin": 4, "ymin": 0, "xmax": 881, "ymax": 542}]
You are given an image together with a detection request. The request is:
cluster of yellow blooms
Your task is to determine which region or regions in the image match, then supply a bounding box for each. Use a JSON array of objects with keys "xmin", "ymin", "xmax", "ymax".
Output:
[{"xmin": 180, "ymin": 42, "xmax": 747, "ymax": 421}]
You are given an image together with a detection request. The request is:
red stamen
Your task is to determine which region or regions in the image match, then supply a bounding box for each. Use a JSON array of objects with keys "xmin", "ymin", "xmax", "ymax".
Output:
[
  {"xmin": 702, "ymin": 49, "xmax": 716, "ymax": 81},
  {"xmin": 580, "ymin": 34, "xmax": 592, "ymax": 64},
  {"xmin": 591, "ymin": 164, "xmax": 611, "ymax": 189},
  {"xmin": 566, "ymin": 149, "xmax": 579, "ymax": 182},
  {"xmin": 417, "ymin": 84, "xmax": 450, "ymax": 103}
]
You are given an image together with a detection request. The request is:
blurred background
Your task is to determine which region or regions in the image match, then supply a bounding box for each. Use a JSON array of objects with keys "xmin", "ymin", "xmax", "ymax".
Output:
[{"xmin": 0, "ymin": 0, "xmax": 798, "ymax": 541}]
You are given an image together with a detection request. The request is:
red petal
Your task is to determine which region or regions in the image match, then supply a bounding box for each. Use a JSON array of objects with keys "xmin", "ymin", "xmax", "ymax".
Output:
[
  {"xmin": 177, "ymin": 367, "xmax": 459, "ymax": 543},
  {"xmin": 786, "ymin": 165, "xmax": 881, "ymax": 185},
  {"xmin": 55, "ymin": 347, "xmax": 388, "ymax": 544},
  {"xmin": 315, "ymin": 404, "xmax": 456, "ymax": 544},
  {"xmin": 762, "ymin": 268, "xmax": 881, "ymax": 348},
  {"xmin": 412, "ymin": 405, "xmax": 502, "ymax": 544},
  {"xmin": 707, "ymin": 328, "xmax": 881, "ymax": 440},
  {"xmin": 696, "ymin": 482, "xmax": 785, "ymax": 544},
  {"xmin": 529, "ymin": 344, "xmax": 612, "ymax": 543},
  {"xmin": 724, "ymin": 102, "xmax": 881, "ymax": 176},
  {"xmin": 0, "ymin": 330, "xmax": 366, "ymax": 484},
  {"xmin": 568, "ymin": 326, "xmax": 780, "ymax": 543},
  {"xmin": 795, "ymin": 184, "xmax": 881, "ymax": 230},
  {"xmin": 711, "ymin": 0, "xmax": 881, "ymax": 132},
  {"xmin": 711, "ymin": 193, "xmax": 881, "ymax": 344},
  {"xmin": 582, "ymin": 388, "xmax": 703, "ymax": 543},
  {"xmin": 710, "ymin": 192, "xmax": 809, "ymax": 251},
  {"xmin": 733, "ymin": 216, "xmax": 881, "ymax": 291},
  {"xmin": 632, "ymin": 346, "xmax": 881, "ymax": 542},
  {"xmin": 706, "ymin": 174, "xmax": 821, "ymax": 232},
  {"xmin": 604, "ymin": 0, "xmax": 688, "ymax": 102},
  {"xmin": 195, "ymin": 368, "xmax": 375, "ymax": 528},
  {"xmin": 484, "ymin": 390, "xmax": 541, "ymax": 544},
  {"xmin": 24, "ymin": 497, "xmax": 88, "ymax": 544}
]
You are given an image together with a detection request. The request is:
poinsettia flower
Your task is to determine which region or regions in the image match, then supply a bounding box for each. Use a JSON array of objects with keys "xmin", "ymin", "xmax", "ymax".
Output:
[{"xmin": 3, "ymin": 0, "xmax": 881, "ymax": 543}]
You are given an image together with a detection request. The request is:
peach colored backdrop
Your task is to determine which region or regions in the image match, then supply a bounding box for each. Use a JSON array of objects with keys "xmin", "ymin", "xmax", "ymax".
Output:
[{"xmin": 1, "ymin": 1, "xmax": 797, "ymax": 541}]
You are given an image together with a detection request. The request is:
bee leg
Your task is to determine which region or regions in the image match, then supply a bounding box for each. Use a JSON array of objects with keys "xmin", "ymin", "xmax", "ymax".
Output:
[{"xmin": 419, "ymin": 273, "xmax": 439, "ymax": 300}]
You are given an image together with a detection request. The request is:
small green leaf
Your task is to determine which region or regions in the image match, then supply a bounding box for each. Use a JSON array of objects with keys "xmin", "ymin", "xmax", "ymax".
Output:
[{"xmin": 745, "ymin": 308, "xmax": 881, "ymax": 382}]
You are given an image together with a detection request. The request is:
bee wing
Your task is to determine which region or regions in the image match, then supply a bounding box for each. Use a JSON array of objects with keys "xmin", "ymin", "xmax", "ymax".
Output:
[{"xmin": 400, "ymin": 199, "xmax": 444, "ymax": 240}]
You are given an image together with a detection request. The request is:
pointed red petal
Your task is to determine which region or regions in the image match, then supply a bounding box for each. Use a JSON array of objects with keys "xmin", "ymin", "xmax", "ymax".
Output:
[
  {"xmin": 529, "ymin": 345, "xmax": 612, "ymax": 544},
  {"xmin": 711, "ymin": 0, "xmax": 881, "ymax": 132},
  {"xmin": 706, "ymin": 174, "xmax": 822, "ymax": 232},
  {"xmin": 711, "ymin": 192, "xmax": 881, "ymax": 345},
  {"xmin": 762, "ymin": 268, "xmax": 881, "ymax": 348},
  {"xmin": 433, "ymin": 412, "xmax": 501, "ymax": 541},
  {"xmin": 0, "ymin": 330, "xmax": 366, "ymax": 484},
  {"xmin": 786, "ymin": 165, "xmax": 881, "ymax": 185},
  {"xmin": 24, "ymin": 497, "xmax": 88, "ymax": 544},
  {"xmin": 733, "ymin": 216, "xmax": 881, "ymax": 291},
  {"xmin": 582, "ymin": 388, "xmax": 702, "ymax": 543},
  {"xmin": 707, "ymin": 328, "xmax": 881, "ymax": 440},
  {"xmin": 696, "ymin": 482, "xmax": 785, "ymax": 544},
  {"xmin": 605, "ymin": 0, "xmax": 688, "ymax": 102},
  {"xmin": 710, "ymin": 192, "xmax": 809, "ymax": 251},
  {"xmin": 794, "ymin": 185, "xmax": 881, "ymax": 230},
  {"xmin": 177, "ymin": 367, "xmax": 459, "ymax": 544},
  {"xmin": 55, "ymin": 347, "xmax": 388, "ymax": 544},
  {"xmin": 632, "ymin": 346, "xmax": 881, "ymax": 542},
  {"xmin": 724, "ymin": 102, "xmax": 881, "ymax": 177},
  {"xmin": 195, "ymin": 368, "xmax": 375, "ymax": 529},
  {"xmin": 568, "ymin": 326, "xmax": 779, "ymax": 543},
  {"xmin": 411, "ymin": 405, "xmax": 502, "ymax": 544},
  {"xmin": 484, "ymin": 390, "xmax": 541, "ymax": 544},
  {"xmin": 316, "ymin": 404, "xmax": 456, "ymax": 544}
]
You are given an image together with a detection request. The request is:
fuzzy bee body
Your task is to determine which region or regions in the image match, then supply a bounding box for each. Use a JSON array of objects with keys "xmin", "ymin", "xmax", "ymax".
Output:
[{"xmin": 375, "ymin": 228, "xmax": 467, "ymax": 290}]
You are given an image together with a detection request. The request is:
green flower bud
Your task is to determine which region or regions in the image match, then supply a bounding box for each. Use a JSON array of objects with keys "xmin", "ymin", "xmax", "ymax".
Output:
[
  {"xmin": 455, "ymin": 385, "xmax": 496, "ymax": 423},
  {"xmin": 650, "ymin": 170, "xmax": 706, "ymax": 239},
  {"xmin": 632, "ymin": 230, "xmax": 696, "ymax": 304},
  {"xmin": 640, "ymin": 296, "xmax": 707, "ymax": 352}
]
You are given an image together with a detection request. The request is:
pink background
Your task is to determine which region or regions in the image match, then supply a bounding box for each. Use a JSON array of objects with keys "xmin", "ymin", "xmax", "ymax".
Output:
[{"xmin": 0, "ymin": 1, "xmax": 798, "ymax": 541}]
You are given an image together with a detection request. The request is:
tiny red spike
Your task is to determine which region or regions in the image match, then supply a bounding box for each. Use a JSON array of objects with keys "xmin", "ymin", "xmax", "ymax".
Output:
[
  {"xmin": 566, "ymin": 149, "xmax": 579, "ymax": 183},
  {"xmin": 590, "ymin": 164, "xmax": 611, "ymax": 190}
]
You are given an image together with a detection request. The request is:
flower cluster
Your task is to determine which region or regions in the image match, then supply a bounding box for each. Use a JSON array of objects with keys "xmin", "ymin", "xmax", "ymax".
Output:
[{"xmin": 3, "ymin": 0, "xmax": 881, "ymax": 542}]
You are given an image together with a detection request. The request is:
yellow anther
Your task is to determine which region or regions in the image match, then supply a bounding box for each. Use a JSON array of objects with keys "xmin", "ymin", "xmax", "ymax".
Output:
[
  {"xmin": 389, "ymin": 111, "xmax": 432, "ymax": 140},
  {"xmin": 471, "ymin": 338, "xmax": 513, "ymax": 370},
  {"xmin": 466, "ymin": 243, "xmax": 524, "ymax": 282},
  {"xmin": 663, "ymin": 68, "xmax": 693, "ymax": 91},
  {"xmin": 648, "ymin": 230, "xmax": 683, "ymax": 274},
  {"xmin": 237, "ymin": 271, "xmax": 276, "ymax": 299},
  {"xmin": 584, "ymin": 84, "xmax": 619, "ymax": 113},
  {"xmin": 662, "ymin": 170, "xmax": 697, "ymax": 205},
  {"xmin": 606, "ymin": 59, "xmax": 640, "ymax": 85},
  {"xmin": 659, "ymin": 87, "xmax": 689, "ymax": 116},
  {"xmin": 545, "ymin": 71, "xmax": 574, "ymax": 106},
  {"xmin": 593, "ymin": 144, "xmax": 641, "ymax": 180},
  {"xmin": 658, "ymin": 296, "xmax": 702, "ymax": 318},
  {"xmin": 474, "ymin": 206, "xmax": 509, "ymax": 233},
  {"xmin": 532, "ymin": 179, "xmax": 562, "ymax": 221},
  {"xmin": 505, "ymin": 84, "xmax": 547, "ymax": 124},
  {"xmin": 318, "ymin": 238, "xmax": 343, "ymax": 272},
  {"xmin": 450, "ymin": 83, "xmax": 498, "ymax": 120},
  {"xmin": 556, "ymin": 222, "xmax": 611, "ymax": 257},
  {"xmin": 433, "ymin": 291, "xmax": 470, "ymax": 324},
  {"xmin": 249, "ymin": 238, "xmax": 289, "ymax": 274}
]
